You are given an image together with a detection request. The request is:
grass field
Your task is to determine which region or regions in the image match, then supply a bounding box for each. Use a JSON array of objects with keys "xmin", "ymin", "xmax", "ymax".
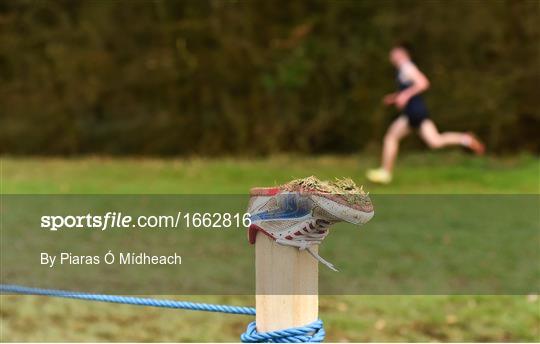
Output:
[{"xmin": 1, "ymin": 153, "xmax": 539, "ymax": 342}]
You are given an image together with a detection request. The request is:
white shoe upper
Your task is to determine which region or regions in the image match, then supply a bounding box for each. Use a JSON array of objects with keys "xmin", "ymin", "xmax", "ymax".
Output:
[{"xmin": 248, "ymin": 184, "xmax": 374, "ymax": 271}]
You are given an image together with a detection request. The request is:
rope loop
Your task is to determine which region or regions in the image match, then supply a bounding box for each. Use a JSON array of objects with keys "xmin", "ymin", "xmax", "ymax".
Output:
[{"xmin": 241, "ymin": 319, "xmax": 325, "ymax": 343}]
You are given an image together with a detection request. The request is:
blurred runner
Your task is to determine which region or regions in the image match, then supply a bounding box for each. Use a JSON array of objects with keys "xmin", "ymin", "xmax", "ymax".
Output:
[{"xmin": 367, "ymin": 43, "xmax": 485, "ymax": 184}]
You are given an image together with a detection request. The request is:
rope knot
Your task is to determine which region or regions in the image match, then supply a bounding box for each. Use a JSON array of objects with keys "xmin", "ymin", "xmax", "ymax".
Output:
[{"xmin": 241, "ymin": 319, "xmax": 325, "ymax": 343}]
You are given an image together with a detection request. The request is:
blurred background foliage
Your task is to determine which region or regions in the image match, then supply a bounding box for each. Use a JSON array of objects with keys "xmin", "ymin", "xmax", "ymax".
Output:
[{"xmin": 0, "ymin": 0, "xmax": 538, "ymax": 156}]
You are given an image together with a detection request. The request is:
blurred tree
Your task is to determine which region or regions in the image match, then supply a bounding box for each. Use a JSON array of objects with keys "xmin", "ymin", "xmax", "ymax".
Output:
[{"xmin": 0, "ymin": 0, "xmax": 538, "ymax": 155}]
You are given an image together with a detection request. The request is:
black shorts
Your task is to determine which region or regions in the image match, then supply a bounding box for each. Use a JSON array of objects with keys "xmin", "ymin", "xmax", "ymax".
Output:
[
  {"xmin": 403, "ymin": 97, "xmax": 429, "ymax": 128},
  {"xmin": 404, "ymin": 111, "xmax": 429, "ymax": 128}
]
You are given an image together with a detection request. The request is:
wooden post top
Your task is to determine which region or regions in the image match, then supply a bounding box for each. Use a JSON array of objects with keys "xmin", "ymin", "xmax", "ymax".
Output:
[{"xmin": 255, "ymin": 234, "xmax": 318, "ymax": 332}]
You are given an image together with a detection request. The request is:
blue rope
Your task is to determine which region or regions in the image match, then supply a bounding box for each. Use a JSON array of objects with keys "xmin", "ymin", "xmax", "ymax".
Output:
[
  {"xmin": 0, "ymin": 284, "xmax": 255, "ymax": 315},
  {"xmin": 242, "ymin": 320, "xmax": 325, "ymax": 343},
  {"xmin": 0, "ymin": 284, "xmax": 325, "ymax": 342}
]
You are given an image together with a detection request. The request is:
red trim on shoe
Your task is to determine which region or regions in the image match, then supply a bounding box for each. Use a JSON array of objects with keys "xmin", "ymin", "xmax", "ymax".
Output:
[
  {"xmin": 248, "ymin": 224, "xmax": 275, "ymax": 244},
  {"xmin": 249, "ymin": 187, "xmax": 281, "ymax": 196}
]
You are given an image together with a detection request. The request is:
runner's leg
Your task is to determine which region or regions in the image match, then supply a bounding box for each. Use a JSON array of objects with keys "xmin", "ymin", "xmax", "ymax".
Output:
[
  {"xmin": 382, "ymin": 115, "xmax": 410, "ymax": 172},
  {"xmin": 420, "ymin": 119, "xmax": 470, "ymax": 148},
  {"xmin": 419, "ymin": 119, "xmax": 485, "ymax": 154}
]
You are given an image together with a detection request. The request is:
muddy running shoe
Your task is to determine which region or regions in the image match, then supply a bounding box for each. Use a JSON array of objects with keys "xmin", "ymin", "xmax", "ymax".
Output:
[
  {"xmin": 366, "ymin": 168, "xmax": 392, "ymax": 184},
  {"xmin": 247, "ymin": 176, "xmax": 374, "ymax": 271}
]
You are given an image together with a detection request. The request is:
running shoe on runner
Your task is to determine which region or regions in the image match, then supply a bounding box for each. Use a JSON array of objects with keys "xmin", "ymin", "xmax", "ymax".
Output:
[
  {"xmin": 466, "ymin": 133, "xmax": 486, "ymax": 155},
  {"xmin": 366, "ymin": 168, "xmax": 392, "ymax": 184}
]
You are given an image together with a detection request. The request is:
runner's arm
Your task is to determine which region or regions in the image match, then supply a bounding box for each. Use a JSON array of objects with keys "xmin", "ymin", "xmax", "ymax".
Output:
[{"xmin": 395, "ymin": 65, "xmax": 430, "ymax": 108}]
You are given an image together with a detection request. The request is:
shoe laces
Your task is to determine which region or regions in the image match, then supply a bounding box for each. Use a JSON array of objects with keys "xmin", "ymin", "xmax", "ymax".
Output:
[{"xmin": 276, "ymin": 218, "xmax": 338, "ymax": 272}]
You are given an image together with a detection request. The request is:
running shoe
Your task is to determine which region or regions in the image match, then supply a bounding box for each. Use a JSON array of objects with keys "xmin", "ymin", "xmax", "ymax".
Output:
[
  {"xmin": 247, "ymin": 176, "xmax": 374, "ymax": 271},
  {"xmin": 466, "ymin": 133, "xmax": 486, "ymax": 155},
  {"xmin": 366, "ymin": 168, "xmax": 392, "ymax": 184}
]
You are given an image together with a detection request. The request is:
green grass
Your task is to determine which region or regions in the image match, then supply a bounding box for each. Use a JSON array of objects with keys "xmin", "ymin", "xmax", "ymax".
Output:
[
  {"xmin": 1, "ymin": 152, "xmax": 538, "ymax": 194},
  {"xmin": 1, "ymin": 153, "xmax": 539, "ymax": 342}
]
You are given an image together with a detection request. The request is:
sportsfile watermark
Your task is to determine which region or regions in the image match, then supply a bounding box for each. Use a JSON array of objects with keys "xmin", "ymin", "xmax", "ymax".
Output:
[
  {"xmin": 1, "ymin": 194, "xmax": 539, "ymax": 295},
  {"xmin": 41, "ymin": 212, "xmax": 251, "ymax": 231}
]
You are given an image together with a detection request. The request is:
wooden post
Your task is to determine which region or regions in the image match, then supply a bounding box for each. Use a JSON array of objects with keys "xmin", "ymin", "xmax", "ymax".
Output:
[{"xmin": 255, "ymin": 234, "xmax": 318, "ymax": 332}]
